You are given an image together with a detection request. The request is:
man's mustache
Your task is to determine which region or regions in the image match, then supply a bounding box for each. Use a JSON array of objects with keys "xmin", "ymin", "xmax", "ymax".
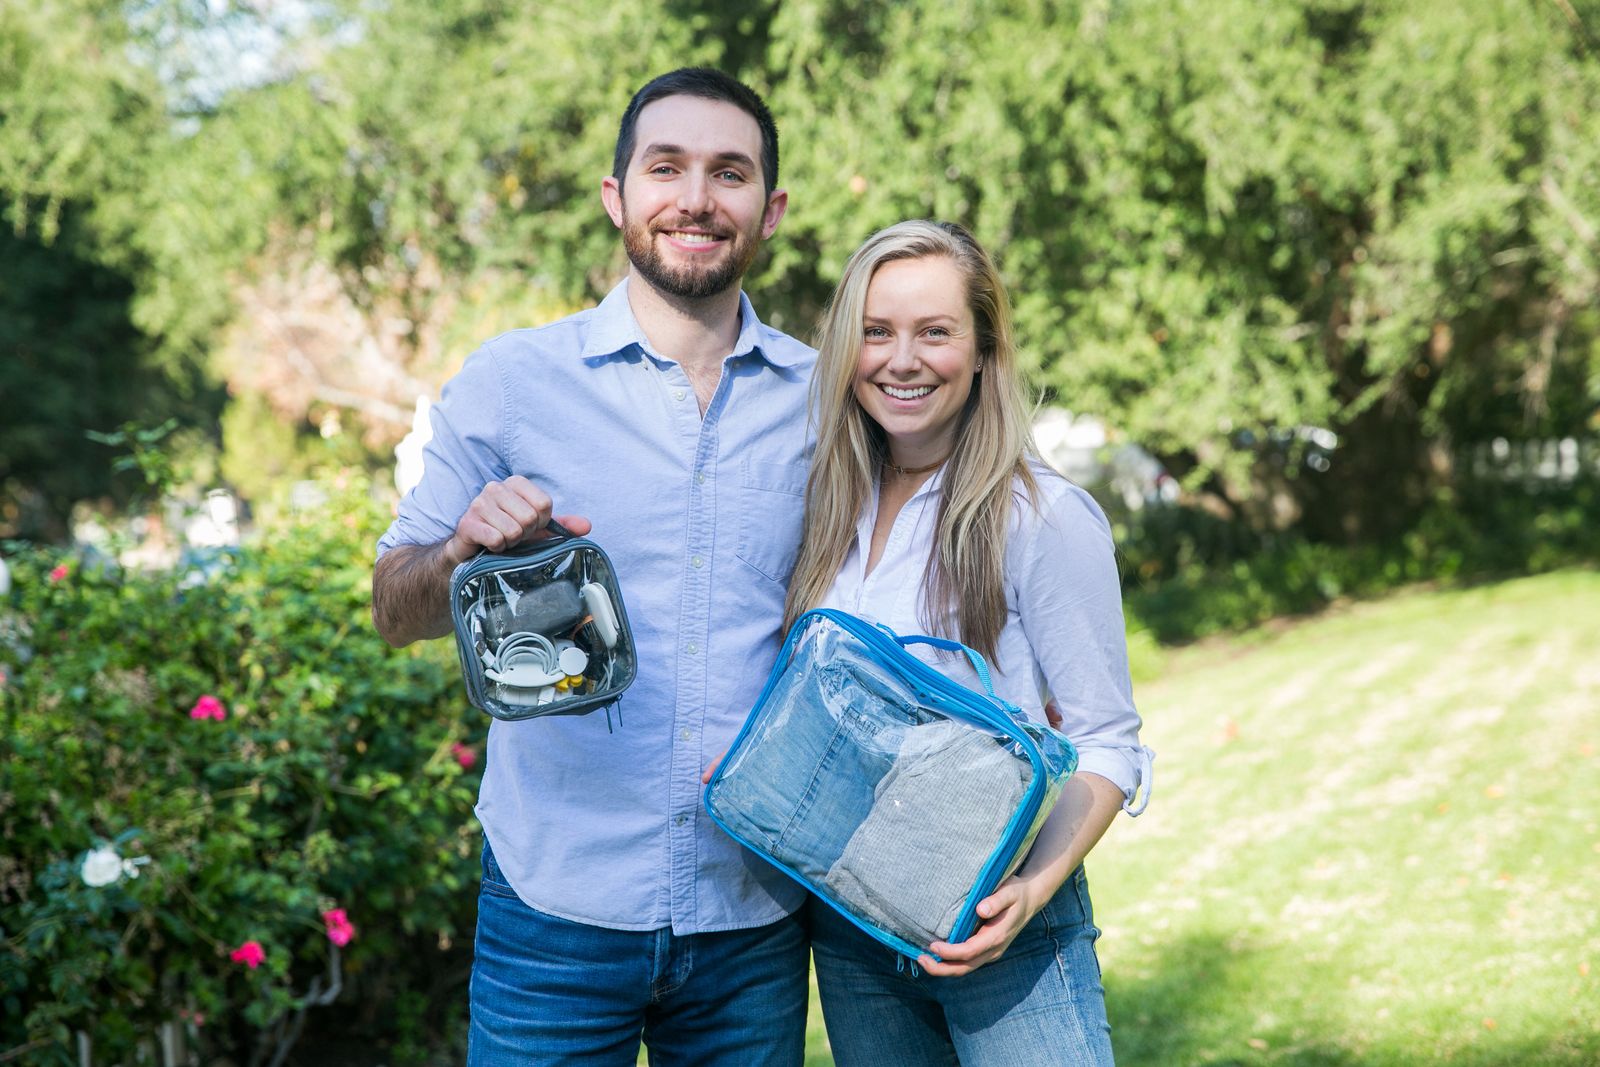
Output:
[{"xmin": 650, "ymin": 218, "xmax": 734, "ymax": 239}]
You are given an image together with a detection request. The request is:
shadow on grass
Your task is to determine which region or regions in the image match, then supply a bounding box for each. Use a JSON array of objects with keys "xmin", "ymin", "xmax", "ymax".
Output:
[
  {"xmin": 1106, "ymin": 930, "xmax": 1588, "ymax": 1067},
  {"xmin": 1107, "ymin": 929, "xmax": 1359, "ymax": 1067}
]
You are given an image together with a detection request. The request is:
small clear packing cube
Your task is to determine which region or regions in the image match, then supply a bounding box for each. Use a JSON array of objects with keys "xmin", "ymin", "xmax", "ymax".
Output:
[
  {"xmin": 704, "ymin": 609, "xmax": 1078, "ymax": 959},
  {"xmin": 450, "ymin": 522, "xmax": 637, "ymax": 721}
]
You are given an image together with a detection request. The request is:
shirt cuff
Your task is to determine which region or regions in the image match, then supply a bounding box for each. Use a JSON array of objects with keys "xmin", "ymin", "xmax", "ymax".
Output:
[{"xmin": 1074, "ymin": 744, "xmax": 1155, "ymax": 817}]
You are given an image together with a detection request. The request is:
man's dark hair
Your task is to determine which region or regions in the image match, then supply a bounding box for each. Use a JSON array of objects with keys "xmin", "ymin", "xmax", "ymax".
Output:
[{"xmin": 613, "ymin": 68, "xmax": 779, "ymax": 196}]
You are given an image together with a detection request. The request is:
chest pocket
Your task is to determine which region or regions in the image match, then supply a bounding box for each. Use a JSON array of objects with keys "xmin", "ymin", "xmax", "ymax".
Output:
[{"xmin": 736, "ymin": 459, "xmax": 807, "ymax": 582}]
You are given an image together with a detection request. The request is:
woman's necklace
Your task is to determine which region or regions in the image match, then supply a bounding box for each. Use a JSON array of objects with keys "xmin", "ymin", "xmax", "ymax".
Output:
[{"xmin": 883, "ymin": 455, "xmax": 949, "ymax": 479}]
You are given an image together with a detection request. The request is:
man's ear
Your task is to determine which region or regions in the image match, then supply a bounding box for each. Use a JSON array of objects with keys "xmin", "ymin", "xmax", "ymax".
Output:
[
  {"xmin": 600, "ymin": 176, "xmax": 624, "ymax": 230},
  {"xmin": 760, "ymin": 187, "xmax": 789, "ymax": 239}
]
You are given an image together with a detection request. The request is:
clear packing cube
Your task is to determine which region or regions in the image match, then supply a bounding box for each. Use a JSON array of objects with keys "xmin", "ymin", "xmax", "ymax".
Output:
[
  {"xmin": 449, "ymin": 521, "xmax": 637, "ymax": 721},
  {"xmin": 703, "ymin": 608, "xmax": 1078, "ymax": 960}
]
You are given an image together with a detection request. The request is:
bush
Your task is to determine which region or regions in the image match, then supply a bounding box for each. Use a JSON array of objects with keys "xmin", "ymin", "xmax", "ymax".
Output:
[
  {"xmin": 1117, "ymin": 477, "xmax": 1600, "ymax": 643},
  {"xmin": 0, "ymin": 475, "xmax": 480, "ymax": 1065}
]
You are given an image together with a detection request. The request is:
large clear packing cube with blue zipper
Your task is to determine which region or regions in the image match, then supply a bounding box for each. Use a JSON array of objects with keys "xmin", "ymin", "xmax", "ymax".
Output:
[
  {"xmin": 449, "ymin": 521, "xmax": 637, "ymax": 722},
  {"xmin": 704, "ymin": 609, "xmax": 1078, "ymax": 958}
]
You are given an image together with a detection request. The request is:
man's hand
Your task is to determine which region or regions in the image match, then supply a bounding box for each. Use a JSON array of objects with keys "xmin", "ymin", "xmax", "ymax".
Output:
[
  {"xmin": 445, "ymin": 476, "xmax": 592, "ymax": 564},
  {"xmin": 372, "ymin": 476, "xmax": 590, "ymax": 647}
]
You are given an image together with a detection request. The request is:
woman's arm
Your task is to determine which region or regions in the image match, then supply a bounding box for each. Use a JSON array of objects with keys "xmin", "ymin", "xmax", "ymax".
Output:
[
  {"xmin": 917, "ymin": 771, "xmax": 1123, "ymax": 976},
  {"xmin": 921, "ymin": 480, "xmax": 1150, "ymax": 976}
]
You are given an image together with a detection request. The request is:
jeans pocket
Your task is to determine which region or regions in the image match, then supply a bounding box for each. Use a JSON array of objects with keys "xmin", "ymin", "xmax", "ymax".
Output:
[
  {"xmin": 1041, "ymin": 866, "xmax": 1097, "ymax": 936},
  {"xmin": 480, "ymin": 839, "xmax": 522, "ymax": 900},
  {"xmin": 735, "ymin": 459, "xmax": 806, "ymax": 582}
]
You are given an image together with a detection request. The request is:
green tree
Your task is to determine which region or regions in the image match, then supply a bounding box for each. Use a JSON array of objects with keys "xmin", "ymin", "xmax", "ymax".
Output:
[
  {"xmin": 12, "ymin": 0, "xmax": 1597, "ymax": 544},
  {"xmin": 0, "ymin": 0, "xmax": 220, "ymax": 540},
  {"xmin": 760, "ymin": 0, "xmax": 1600, "ymax": 540}
]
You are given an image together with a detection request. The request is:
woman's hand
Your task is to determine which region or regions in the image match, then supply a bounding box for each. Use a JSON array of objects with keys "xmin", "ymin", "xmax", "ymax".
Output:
[
  {"xmin": 700, "ymin": 750, "xmax": 727, "ymax": 784},
  {"xmin": 916, "ymin": 874, "xmax": 1048, "ymax": 977},
  {"xmin": 916, "ymin": 774, "xmax": 1126, "ymax": 978}
]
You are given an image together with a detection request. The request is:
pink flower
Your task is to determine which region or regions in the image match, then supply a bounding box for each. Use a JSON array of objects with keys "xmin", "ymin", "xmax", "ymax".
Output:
[
  {"xmin": 451, "ymin": 742, "xmax": 477, "ymax": 769},
  {"xmin": 189, "ymin": 695, "xmax": 226, "ymax": 721},
  {"xmin": 48, "ymin": 564, "xmax": 69, "ymax": 583},
  {"xmin": 322, "ymin": 908, "xmax": 356, "ymax": 947},
  {"xmin": 230, "ymin": 940, "xmax": 265, "ymax": 969}
]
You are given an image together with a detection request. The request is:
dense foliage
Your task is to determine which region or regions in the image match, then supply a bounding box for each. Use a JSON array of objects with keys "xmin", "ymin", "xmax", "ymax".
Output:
[
  {"xmin": 0, "ymin": 1, "xmax": 221, "ymax": 540},
  {"xmin": 4, "ymin": 0, "xmax": 1598, "ymax": 543},
  {"xmin": 0, "ymin": 478, "xmax": 481, "ymax": 1063},
  {"xmin": 1119, "ymin": 474, "xmax": 1600, "ymax": 642}
]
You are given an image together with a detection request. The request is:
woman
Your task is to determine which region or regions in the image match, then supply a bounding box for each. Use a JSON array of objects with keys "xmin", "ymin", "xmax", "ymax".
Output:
[{"xmin": 786, "ymin": 220, "xmax": 1152, "ymax": 1065}]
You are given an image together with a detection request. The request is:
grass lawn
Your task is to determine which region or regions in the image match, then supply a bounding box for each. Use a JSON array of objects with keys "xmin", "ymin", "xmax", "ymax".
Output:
[
  {"xmin": 796, "ymin": 569, "xmax": 1599, "ymax": 1065},
  {"xmin": 1089, "ymin": 569, "xmax": 1600, "ymax": 1066}
]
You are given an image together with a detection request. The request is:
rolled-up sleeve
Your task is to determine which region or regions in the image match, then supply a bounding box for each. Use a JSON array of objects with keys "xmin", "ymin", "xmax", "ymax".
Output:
[
  {"xmin": 376, "ymin": 341, "xmax": 512, "ymax": 558},
  {"xmin": 1014, "ymin": 485, "xmax": 1153, "ymax": 814}
]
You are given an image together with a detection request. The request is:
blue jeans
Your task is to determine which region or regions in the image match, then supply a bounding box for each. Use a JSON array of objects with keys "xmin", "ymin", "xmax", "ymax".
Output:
[
  {"xmin": 708, "ymin": 636, "xmax": 911, "ymax": 883},
  {"xmin": 810, "ymin": 866, "xmax": 1115, "ymax": 1067},
  {"xmin": 468, "ymin": 841, "xmax": 809, "ymax": 1066}
]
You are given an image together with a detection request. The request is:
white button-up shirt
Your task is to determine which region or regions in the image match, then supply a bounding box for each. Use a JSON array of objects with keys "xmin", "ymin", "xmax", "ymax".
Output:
[{"xmin": 822, "ymin": 461, "xmax": 1152, "ymax": 808}]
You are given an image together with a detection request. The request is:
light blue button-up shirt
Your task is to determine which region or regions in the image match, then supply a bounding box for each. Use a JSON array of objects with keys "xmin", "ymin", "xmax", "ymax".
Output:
[{"xmin": 378, "ymin": 279, "xmax": 814, "ymax": 933}]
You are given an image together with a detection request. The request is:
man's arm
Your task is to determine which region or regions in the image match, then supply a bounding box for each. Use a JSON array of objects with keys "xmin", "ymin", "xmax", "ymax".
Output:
[
  {"xmin": 372, "ymin": 541, "xmax": 464, "ymax": 646},
  {"xmin": 371, "ymin": 476, "xmax": 591, "ymax": 647}
]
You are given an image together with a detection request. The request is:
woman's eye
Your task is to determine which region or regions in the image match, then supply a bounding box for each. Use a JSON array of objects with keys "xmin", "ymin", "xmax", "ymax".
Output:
[
  {"xmin": 925, "ymin": 327, "xmax": 949, "ymax": 339},
  {"xmin": 864, "ymin": 327, "xmax": 889, "ymax": 340}
]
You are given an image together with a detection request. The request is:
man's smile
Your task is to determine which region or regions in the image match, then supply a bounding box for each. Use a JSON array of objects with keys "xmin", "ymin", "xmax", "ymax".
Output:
[{"xmin": 662, "ymin": 230, "xmax": 725, "ymax": 245}]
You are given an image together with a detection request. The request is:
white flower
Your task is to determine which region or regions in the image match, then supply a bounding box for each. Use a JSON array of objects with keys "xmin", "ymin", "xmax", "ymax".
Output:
[
  {"xmin": 122, "ymin": 856, "xmax": 150, "ymax": 879},
  {"xmin": 81, "ymin": 847, "xmax": 125, "ymax": 887}
]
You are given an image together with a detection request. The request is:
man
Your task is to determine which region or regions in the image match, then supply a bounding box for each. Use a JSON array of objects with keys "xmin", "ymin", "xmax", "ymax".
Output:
[{"xmin": 371, "ymin": 69, "xmax": 813, "ymax": 1065}]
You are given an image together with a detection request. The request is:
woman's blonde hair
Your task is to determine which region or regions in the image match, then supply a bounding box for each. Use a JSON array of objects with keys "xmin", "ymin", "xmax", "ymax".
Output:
[{"xmin": 784, "ymin": 220, "xmax": 1038, "ymax": 660}]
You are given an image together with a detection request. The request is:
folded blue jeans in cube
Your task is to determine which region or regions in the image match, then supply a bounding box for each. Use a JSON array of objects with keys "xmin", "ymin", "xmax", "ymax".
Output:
[{"xmin": 710, "ymin": 632, "xmax": 931, "ymax": 885}]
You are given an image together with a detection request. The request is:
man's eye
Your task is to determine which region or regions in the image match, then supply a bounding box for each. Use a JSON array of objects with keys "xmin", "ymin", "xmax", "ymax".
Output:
[{"xmin": 717, "ymin": 170, "xmax": 744, "ymax": 182}]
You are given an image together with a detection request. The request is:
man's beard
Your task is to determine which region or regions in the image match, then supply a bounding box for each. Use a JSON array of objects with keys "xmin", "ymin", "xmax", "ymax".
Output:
[{"xmin": 621, "ymin": 210, "xmax": 762, "ymax": 300}]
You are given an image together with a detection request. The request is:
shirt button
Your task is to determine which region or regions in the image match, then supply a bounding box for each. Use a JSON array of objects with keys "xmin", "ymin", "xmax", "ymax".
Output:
[
  {"xmin": 691, "ymin": 555, "xmax": 704, "ymax": 569},
  {"xmin": 696, "ymin": 472, "xmax": 706, "ymax": 484},
  {"xmin": 686, "ymin": 642, "xmax": 699, "ymax": 655},
  {"xmin": 680, "ymin": 729, "xmax": 691, "ymax": 741},
  {"xmin": 674, "ymin": 814, "xmax": 688, "ymax": 827},
  {"xmin": 673, "ymin": 388, "xmax": 686, "ymax": 401}
]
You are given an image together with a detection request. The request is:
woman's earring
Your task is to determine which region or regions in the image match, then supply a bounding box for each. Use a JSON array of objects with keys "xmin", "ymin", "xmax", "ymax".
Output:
[{"xmin": 976, "ymin": 360, "xmax": 984, "ymax": 373}]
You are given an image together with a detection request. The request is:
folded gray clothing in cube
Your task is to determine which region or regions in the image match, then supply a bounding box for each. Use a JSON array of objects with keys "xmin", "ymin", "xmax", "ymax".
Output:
[{"xmin": 822, "ymin": 719, "xmax": 1034, "ymax": 946}]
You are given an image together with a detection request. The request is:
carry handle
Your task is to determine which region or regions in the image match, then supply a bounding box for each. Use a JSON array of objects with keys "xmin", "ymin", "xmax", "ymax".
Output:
[
  {"xmin": 542, "ymin": 517, "xmax": 578, "ymax": 542},
  {"xmin": 894, "ymin": 633, "xmax": 1006, "ymax": 704},
  {"xmin": 471, "ymin": 517, "xmax": 579, "ymax": 562}
]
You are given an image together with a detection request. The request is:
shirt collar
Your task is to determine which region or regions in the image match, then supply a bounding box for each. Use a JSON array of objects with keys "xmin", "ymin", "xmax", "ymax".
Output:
[
  {"xmin": 888, "ymin": 463, "xmax": 948, "ymax": 509},
  {"xmin": 911, "ymin": 464, "xmax": 948, "ymax": 503},
  {"xmin": 578, "ymin": 276, "xmax": 801, "ymax": 368},
  {"xmin": 860, "ymin": 464, "xmax": 947, "ymax": 542}
]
